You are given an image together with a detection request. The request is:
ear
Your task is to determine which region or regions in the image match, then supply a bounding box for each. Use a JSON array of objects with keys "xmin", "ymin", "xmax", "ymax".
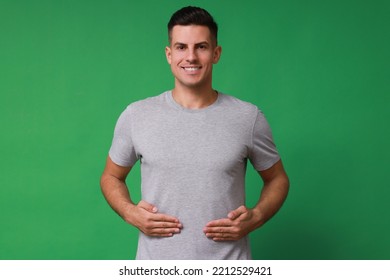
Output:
[
  {"xmin": 213, "ymin": 45, "xmax": 222, "ymax": 64},
  {"xmin": 165, "ymin": 46, "xmax": 172, "ymax": 64}
]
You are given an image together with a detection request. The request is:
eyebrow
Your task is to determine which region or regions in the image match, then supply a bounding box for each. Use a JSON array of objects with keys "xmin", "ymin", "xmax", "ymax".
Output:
[{"xmin": 173, "ymin": 41, "xmax": 210, "ymax": 47}]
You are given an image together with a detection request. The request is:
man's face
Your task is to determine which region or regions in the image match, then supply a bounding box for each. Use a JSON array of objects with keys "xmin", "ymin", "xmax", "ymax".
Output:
[{"xmin": 165, "ymin": 25, "xmax": 222, "ymax": 91}]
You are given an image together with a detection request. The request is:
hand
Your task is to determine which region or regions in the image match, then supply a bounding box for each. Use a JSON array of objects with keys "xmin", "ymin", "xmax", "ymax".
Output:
[
  {"xmin": 125, "ymin": 200, "xmax": 182, "ymax": 237},
  {"xmin": 203, "ymin": 206, "xmax": 259, "ymax": 241}
]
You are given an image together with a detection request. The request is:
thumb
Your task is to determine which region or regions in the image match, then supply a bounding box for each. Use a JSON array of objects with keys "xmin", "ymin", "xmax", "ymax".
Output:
[
  {"xmin": 227, "ymin": 205, "xmax": 247, "ymax": 220},
  {"xmin": 138, "ymin": 200, "xmax": 158, "ymax": 213}
]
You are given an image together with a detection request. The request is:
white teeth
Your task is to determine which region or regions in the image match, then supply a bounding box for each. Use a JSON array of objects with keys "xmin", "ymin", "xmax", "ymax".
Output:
[{"xmin": 183, "ymin": 67, "xmax": 200, "ymax": 71}]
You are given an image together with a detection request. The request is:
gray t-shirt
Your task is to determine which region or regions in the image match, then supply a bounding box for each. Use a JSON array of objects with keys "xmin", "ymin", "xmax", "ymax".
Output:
[{"xmin": 109, "ymin": 91, "xmax": 280, "ymax": 259}]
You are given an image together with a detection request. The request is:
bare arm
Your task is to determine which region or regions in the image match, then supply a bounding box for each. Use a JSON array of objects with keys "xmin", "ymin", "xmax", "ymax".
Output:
[
  {"xmin": 203, "ymin": 160, "xmax": 289, "ymax": 241},
  {"xmin": 100, "ymin": 156, "xmax": 182, "ymax": 237}
]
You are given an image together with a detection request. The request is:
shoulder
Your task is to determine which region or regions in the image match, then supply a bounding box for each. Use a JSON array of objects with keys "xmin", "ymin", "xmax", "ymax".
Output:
[
  {"xmin": 121, "ymin": 91, "xmax": 168, "ymax": 116},
  {"xmin": 218, "ymin": 92, "xmax": 261, "ymax": 116}
]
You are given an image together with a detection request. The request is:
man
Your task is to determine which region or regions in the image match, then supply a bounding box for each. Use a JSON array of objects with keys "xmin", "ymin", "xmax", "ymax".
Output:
[{"xmin": 100, "ymin": 6, "xmax": 289, "ymax": 260}]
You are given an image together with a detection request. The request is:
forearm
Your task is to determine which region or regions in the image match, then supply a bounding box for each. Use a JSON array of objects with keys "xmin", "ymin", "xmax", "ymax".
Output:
[
  {"xmin": 100, "ymin": 156, "xmax": 182, "ymax": 237},
  {"xmin": 100, "ymin": 174, "xmax": 136, "ymax": 222},
  {"xmin": 252, "ymin": 173, "xmax": 289, "ymax": 228}
]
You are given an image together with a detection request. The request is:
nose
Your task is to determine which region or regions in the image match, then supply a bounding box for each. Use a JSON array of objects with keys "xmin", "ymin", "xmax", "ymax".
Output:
[{"xmin": 186, "ymin": 47, "xmax": 198, "ymax": 63}]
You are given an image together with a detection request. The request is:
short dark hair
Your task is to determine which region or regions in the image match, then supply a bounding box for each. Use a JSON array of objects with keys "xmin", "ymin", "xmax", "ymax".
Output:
[{"xmin": 167, "ymin": 6, "xmax": 218, "ymax": 44}]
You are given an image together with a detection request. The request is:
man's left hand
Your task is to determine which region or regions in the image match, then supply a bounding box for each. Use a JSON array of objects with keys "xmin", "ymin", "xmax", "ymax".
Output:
[{"xmin": 203, "ymin": 206, "xmax": 260, "ymax": 241}]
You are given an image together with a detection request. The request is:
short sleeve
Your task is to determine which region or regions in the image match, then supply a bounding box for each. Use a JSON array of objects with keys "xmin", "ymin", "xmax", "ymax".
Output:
[
  {"xmin": 248, "ymin": 110, "xmax": 280, "ymax": 171},
  {"xmin": 108, "ymin": 106, "xmax": 138, "ymax": 167}
]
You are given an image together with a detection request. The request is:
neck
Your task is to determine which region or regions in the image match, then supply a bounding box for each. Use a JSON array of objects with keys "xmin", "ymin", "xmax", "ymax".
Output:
[{"xmin": 172, "ymin": 85, "xmax": 217, "ymax": 109}]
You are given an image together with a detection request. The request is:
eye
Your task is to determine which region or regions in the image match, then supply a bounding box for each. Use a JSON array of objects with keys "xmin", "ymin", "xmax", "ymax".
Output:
[
  {"xmin": 175, "ymin": 45, "xmax": 186, "ymax": 50},
  {"xmin": 198, "ymin": 44, "xmax": 207, "ymax": 50}
]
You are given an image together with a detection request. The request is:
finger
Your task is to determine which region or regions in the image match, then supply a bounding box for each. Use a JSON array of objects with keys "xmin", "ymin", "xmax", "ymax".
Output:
[
  {"xmin": 144, "ymin": 225, "xmax": 182, "ymax": 237},
  {"xmin": 212, "ymin": 236, "xmax": 238, "ymax": 241},
  {"xmin": 149, "ymin": 227, "xmax": 181, "ymax": 235},
  {"xmin": 227, "ymin": 205, "xmax": 248, "ymax": 220},
  {"xmin": 204, "ymin": 227, "xmax": 233, "ymax": 239},
  {"xmin": 205, "ymin": 218, "xmax": 233, "ymax": 227},
  {"xmin": 138, "ymin": 200, "xmax": 158, "ymax": 213},
  {"xmin": 152, "ymin": 213, "xmax": 181, "ymax": 224},
  {"xmin": 204, "ymin": 226, "xmax": 226, "ymax": 233},
  {"xmin": 205, "ymin": 232, "xmax": 237, "ymax": 241},
  {"xmin": 152, "ymin": 221, "xmax": 183, "ymax": 229},
  {"xmin": 148, "ymin": 232, "xmax": 175, "ymax": 237},
  {"xmin": 204, "ymin": 225, "xmax": 239, "ymax": 234}
]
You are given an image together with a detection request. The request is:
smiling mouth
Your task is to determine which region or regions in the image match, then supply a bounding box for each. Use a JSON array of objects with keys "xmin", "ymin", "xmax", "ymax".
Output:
[{"xmin": 181, "ymin": 66, "xmax": 202, "ymax": 72}]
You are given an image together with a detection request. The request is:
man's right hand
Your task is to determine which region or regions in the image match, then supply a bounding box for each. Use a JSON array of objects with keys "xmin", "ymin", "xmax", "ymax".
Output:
[{"xmin": 125, "ymin": 200, "xmax": 182, "ymax": 237}]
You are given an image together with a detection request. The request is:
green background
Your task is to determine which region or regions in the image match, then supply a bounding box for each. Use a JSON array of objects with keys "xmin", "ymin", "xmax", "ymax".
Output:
[{"xmin": 1, "ymin": 0, "xmax": 389, "ymax": 259}]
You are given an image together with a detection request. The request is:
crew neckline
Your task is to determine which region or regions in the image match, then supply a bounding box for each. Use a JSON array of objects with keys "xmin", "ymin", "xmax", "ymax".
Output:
[{"xmin": 165, "ymin": 90, "xmax": 221, "ymax": 113}]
